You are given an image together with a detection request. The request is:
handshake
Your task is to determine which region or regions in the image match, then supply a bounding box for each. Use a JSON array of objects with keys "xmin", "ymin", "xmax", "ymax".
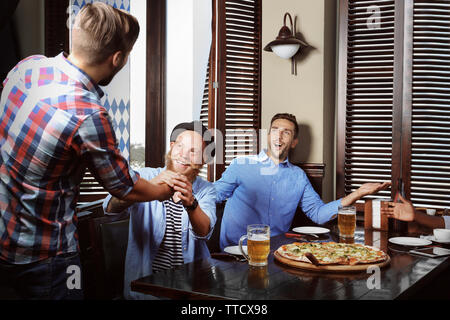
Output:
[{"xmin": 150, "ymin": 170, "xmax": 196, "ymax": 208}]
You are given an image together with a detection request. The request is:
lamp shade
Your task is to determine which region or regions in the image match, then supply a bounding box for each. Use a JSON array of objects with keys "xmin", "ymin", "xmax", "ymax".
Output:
[
  {"xmin": 263, "ymin": 13, "xmax": 308, "ymax": 59},
  {"xmin": 271, "ymin": 43, "xmax": 301, "ymax": 59}
]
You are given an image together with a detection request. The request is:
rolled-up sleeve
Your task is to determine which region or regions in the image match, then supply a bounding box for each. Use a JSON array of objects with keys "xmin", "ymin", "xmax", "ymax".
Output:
[
  {"xmin": 189, "ymin": 183, "xmax": 217, "ymax": 240},
  {"xmin": 75, "ymin": 110, "xmax": 139, "ymax": 199},
  {"xmin": 102, "ymin": 193, "xmax": 131, "ymax": 217}
]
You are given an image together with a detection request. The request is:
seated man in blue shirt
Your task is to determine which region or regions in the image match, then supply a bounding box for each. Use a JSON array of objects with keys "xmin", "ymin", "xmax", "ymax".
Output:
[
  {"xmin": 215, "ymin": 113, "xmax": 390, "ymax": 250},
  {"xmin": 103, "ymin": 121, "xmax": 216, "ymax": 299}
]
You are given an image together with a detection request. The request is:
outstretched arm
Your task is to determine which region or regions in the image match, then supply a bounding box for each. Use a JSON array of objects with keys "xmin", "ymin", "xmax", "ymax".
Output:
[
  {"xmin": 340, "ymin": 182, "xmax": 391, "ymax": 206},
  {"xmin": 105, "ymin": 170, "xmax": 185, "ymax": 213}
]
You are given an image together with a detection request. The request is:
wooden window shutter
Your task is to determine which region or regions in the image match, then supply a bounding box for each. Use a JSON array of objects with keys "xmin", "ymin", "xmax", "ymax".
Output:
[
  {"xmin": 201, "ymin": 0, "xmax": 262, "ymax": 181},
  {"xmin": 216, "ymin": 0, "xmax": 262, "ymax": 179},
  {"xmin": 200, "ymin": 0, "xmax": 216, "ymax": 182},
  {"xmin": 338, "ymin": 0, "xmax": 450, "ymax": 210},
  {"xmin": 410, "ymin": 0, "xmax": 450, "ymax": 209},
  {"xmin": 337, "ymin": 0, "xmax": 395, "ymax": 202},
  {"xmin": 199, "ymin": 61, "xmax": 211, "ymax": 181}
]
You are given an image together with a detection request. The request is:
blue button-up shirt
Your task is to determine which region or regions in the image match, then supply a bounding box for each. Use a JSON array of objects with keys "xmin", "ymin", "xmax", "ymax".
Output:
[
  {"xmin": 103, "ymin": 167, "xmax": 216, "ymax": 299},
  {"xmin": 214, "ymin": 151, "xmax": 342, "ymax": 249}
]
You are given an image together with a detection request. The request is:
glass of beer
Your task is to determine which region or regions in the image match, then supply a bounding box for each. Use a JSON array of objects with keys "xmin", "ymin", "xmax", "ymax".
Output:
[
  {"xmin": 338, "ymin": 206, "xmax": 356, "ymax": 238},
  {"xmin": 239, "ymin": 224, "xmax": 270, "ymax": 266}
]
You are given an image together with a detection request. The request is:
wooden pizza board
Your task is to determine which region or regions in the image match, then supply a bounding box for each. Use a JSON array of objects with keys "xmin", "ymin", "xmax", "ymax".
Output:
[{"xmin": 274, "ymin": 250, "xmax": 390, "ymax": 273}]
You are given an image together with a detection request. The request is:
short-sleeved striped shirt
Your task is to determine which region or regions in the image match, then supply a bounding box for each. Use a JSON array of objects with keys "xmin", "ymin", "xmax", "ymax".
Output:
[
  {"xmin": 152, "ymin": 199, "xmax": 185, "ymax": 273},
  {"xmin": 0, "ymin": 53, "xmax": 139, "ymax": 264}
]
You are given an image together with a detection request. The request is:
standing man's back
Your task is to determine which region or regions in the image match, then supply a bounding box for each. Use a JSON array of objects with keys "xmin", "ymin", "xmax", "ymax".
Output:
[{"xmin": 0, "ymin": 53, "xmax": 130, "ymax": 263}]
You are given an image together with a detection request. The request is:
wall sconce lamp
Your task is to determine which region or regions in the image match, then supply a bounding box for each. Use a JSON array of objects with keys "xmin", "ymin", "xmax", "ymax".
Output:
[{"xmin": 264, "ymin": 12, "xmax": 308, "ymax": 75}]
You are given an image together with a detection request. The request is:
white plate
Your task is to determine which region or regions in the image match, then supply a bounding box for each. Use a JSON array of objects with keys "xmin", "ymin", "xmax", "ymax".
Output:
[
  {"xmin": 292, "ymin": 226, "xmax": 330, "ymax": 235},
  {"xmin": 430, "ymin": 236, "xmax": 450, "ymax": 244},
  {"xmin": 224, "ymin": 245, "xmax": 247, "ymax": 256},
  {"xmin": 388, "ymin": 237, "xmax": 432, "ymax": 247}
]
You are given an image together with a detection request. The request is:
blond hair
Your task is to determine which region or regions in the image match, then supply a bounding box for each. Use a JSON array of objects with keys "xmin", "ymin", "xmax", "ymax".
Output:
[{"xmin": 71, "ymin": 2, "xmax": 140, "ymax": 65}]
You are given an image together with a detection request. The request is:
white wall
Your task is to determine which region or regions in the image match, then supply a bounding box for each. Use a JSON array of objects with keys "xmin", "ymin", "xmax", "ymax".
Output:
[{"xmin": 262, "ymin": 0, "xmax": 337, "ymax": 201}]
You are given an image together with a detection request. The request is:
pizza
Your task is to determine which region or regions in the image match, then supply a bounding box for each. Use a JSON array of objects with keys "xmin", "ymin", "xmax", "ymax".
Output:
[{"xmin": 276, "ymin": 242, "xmax": 388, "ymax": 266}]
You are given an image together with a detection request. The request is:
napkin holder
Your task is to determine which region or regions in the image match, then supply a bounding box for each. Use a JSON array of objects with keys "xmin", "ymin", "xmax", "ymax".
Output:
[{"xmin": 364, "ymin": 199, "xmax": 389, "ymax": 231}]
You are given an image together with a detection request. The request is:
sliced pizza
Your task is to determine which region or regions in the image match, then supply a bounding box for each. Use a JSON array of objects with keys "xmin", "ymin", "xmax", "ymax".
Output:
[{"xmin": 276, "ymin": 242, "xmax": 388, "ymax": 266}]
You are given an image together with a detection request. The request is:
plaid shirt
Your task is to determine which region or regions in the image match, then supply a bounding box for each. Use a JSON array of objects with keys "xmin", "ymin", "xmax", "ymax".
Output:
[{"xmin": 0, "ymin": 53, "xmax": 139, "ymax": 264}]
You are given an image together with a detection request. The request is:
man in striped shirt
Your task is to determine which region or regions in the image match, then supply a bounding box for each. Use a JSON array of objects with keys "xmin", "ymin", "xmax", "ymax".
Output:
[
  {"xmin": 104, "ymin": 121, "xmax": 217, "ymax": 300},
  {"xmin": 0, "ymin": 3, "xmax": 182, "ymax": 300}
]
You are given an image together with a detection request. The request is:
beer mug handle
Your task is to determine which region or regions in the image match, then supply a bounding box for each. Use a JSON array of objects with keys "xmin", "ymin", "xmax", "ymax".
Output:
[{"xmin": 239, "ymin": 235, "xmax": 250, "ymax": 261}]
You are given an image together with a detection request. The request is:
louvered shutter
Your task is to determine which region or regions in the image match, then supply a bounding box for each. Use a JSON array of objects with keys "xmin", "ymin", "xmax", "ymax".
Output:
[
  {"xmin": 201, "ymin": 0, "xmax": 261, "ymax": 181},
  {"xmin": 410, "ymin": 0, "xmax": 450, "ymax": 209},
  {"xmin": 78, "ymin": 171, "xmax": 108, "ymax": 203},
  {"xmin": 337, "ymin": 0, "xmax": 395, "ymax": 202},
  {"xmin": 215, "ymin": 0, "xmax": 261, "ymax": 178},
  {"xmin": 199, "ymin": 59, "xmax": 213, "ymax": 180}
]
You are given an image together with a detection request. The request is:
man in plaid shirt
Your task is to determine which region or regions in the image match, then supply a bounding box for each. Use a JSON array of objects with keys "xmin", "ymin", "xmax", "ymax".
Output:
[{"xmin": 0, "ymin": 3, "xmax": 182, "ymax": 299}]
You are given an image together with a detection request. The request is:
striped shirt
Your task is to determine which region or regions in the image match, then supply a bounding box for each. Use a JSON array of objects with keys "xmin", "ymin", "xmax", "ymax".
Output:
[
  {"xmin": 152, "ymin": 199, "xmax": 185, "ymax": 273},
  {"xmin": 0, "ymin": 53, "xmax": 139, "ymax": 264}
]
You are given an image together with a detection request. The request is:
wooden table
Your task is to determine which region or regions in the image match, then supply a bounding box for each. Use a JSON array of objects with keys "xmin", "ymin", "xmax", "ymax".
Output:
[{"xmin": 130, "ymin": 226, "xmax": 450, "ymax": 300}]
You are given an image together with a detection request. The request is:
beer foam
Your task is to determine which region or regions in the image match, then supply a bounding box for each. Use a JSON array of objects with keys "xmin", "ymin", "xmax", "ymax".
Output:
[
  {"xmin": 249, "ymin": 234, "xmax": 269, "ymax": 241},
  {"xmin": 338, "ymin": 211, "xmax": 356, "ymax": 215}
]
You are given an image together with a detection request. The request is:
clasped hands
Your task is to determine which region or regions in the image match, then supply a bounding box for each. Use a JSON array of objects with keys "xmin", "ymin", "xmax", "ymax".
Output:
[{"xmin": 151, "ymin": 170, "xmax": 195, "ymax": 207}]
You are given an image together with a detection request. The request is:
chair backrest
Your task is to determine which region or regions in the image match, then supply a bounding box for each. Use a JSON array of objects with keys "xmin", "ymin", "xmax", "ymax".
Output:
[
  {"xmin": 99, "ymin": 218, "xmax": 129, "ymax": 300},
  {"xmin": 207, "ymin": 202, "xmax": 225, "ymax": 253}
]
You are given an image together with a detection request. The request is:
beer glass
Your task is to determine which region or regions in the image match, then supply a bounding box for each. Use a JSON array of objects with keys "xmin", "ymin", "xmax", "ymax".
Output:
[
  {"xmin": 338, "ymin": 206, "xmax": 356, "ymax": 238},
  {"xmin": 239, "ymin": 224, "xmax": 270, "ymax": 266}
]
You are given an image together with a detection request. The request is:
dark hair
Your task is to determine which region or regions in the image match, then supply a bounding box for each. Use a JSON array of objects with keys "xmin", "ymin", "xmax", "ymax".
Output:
[{"xmin": 270, "ymin": 113, "xmax": 299, "ymax": 137}]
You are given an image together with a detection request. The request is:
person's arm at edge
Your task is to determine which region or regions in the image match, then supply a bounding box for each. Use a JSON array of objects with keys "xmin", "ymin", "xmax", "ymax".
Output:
[
  {"xmin": 382, "ymin": 193, "xmax": 446, "ymax": 229},
  {"xmin": 414, "ymin": 212, "xmax": 445, "ymax": 229}
]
